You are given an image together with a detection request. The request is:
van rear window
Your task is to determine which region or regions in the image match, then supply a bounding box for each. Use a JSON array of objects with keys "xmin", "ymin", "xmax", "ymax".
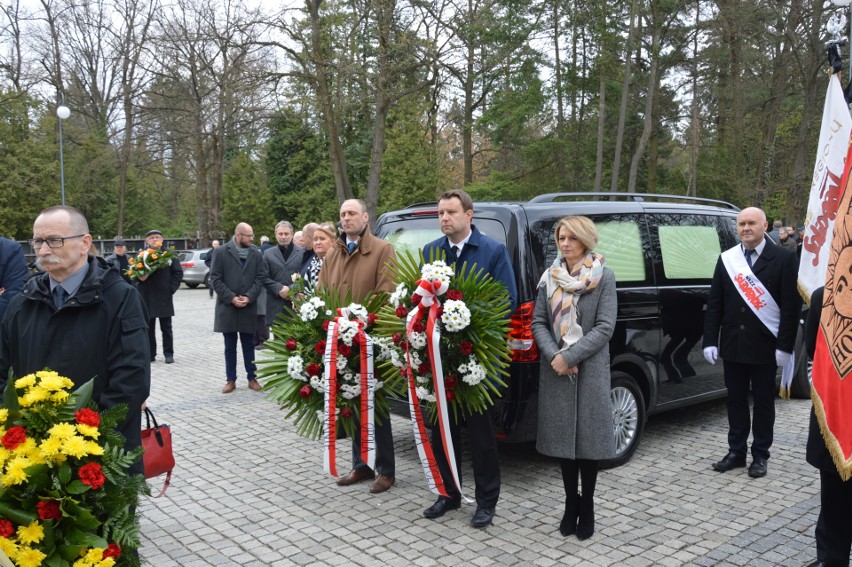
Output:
[
  {"xmin": 595, "ymin": 222, "xmax": 646, "ymax": 282},
  {"xmin": 377, "ymin": 218, "xmax": 507, "ymax": 257},
  {"xmin": 658, "ymin": 225, "xmax": 720, "ymax": 280}
]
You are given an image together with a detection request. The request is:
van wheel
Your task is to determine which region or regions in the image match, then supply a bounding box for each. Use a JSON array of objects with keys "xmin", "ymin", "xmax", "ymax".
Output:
[{"xmin": 600, "ymin": 372, "xmax": 646, "ymax": 470}]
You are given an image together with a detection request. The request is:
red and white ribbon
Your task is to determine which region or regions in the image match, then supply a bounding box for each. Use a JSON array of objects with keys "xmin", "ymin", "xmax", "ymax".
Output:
[
  {"xmin": 322, "ymin": 321, "xmax": 340, "ymax": 477},
  {"xmin": 406, "ymin": 278, "xmax": 469, "ymax": 501}
]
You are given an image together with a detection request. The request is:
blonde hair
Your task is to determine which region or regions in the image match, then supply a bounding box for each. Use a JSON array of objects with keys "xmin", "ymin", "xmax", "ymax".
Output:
[
  {"xmin": 554, "ymin": 216, "xmax": 598, "ymax": 252},
  {"xmin": 314, "ymin": 222, "xmax": 337, "ymax": 241}
]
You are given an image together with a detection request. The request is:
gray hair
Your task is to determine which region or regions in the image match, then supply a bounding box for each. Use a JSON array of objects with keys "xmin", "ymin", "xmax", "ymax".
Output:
[{"xmin": 275, "ymin": 220, "xmax": 294, "ymax": 232}]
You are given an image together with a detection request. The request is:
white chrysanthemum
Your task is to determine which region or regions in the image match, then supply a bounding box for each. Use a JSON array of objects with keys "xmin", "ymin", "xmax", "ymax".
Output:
[
  {"xmin": 407, "ymin": 350, "xmax": 423, "ymax": 369},
  {"xmin": 287, "ymin": 355, "xmax": 306, "ymax": 381},
  {"xmin": 441, "ymin": 299, "xmax": 471, "ymax": 332},
  {"xmin": 310, "ymin": 375, "xmax": 324, "ymax": 392},
  {"xmin": 338, "ymin": 319, "xmax": 360, "ymax": 346},
  {"xmin": 341, "ymin": 371, "xmax": 356, "ymax": 384},
  {"xmin": 389, "ymin": 283, "xmax": 409, "ymax": 306},
  {"xmin": 416, "ymin": 386, "xmax": 436, "ymax": 403},
  {"xmin": 336, "ymin": 354, "xmax": 348, "ymax": 369},
  {"xmin": 408, "ymin": 331, "xmax": 427, "ymax": 350},
  {"xmin": 299, "ymin": 302, "xmax": 318, "ymax": 321},
  {"xmin": 373, "ymin": 338, "xmax": 395, "ymax": 361},
  {"xmin": 348, "ymin": 303, "xmax": 368, "ymax": 322},
  {"xmin": 326, "ymin": 309, "xmax": 333, "ymax": 316},
  {"xmin": 389, "ymin": 349, "xmax": 404, "ymax": 367},
  {"xmin": 420, "ymin": 261, "xmax": 455, "ymax": 288},
  {"xmin": 460, "ymin": 356, "xmax": 487, "ymax": 386},
  {"xmin": 415, "ymin": 374, "xmax": 430, "ymax": 385}
]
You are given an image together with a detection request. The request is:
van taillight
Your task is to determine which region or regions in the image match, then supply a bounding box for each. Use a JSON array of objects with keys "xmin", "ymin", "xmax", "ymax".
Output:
[{"xmin": 508, "ymin": 301, "xmax": 538, "ymax": 362}]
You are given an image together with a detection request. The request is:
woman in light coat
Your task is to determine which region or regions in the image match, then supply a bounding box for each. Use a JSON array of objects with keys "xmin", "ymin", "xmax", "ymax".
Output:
[{"xmin": 531, "ymin": 216, "xmax": 617, "ymax": 540}]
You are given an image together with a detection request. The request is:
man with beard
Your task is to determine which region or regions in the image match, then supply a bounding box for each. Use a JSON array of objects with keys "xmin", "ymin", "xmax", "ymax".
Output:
[{"xmin": 136, "ymin": 230, "xmax": 183, "ymax": 363}]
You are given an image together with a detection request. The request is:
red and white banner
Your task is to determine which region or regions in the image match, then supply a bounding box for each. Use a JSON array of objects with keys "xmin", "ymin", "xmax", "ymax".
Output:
[
  {"xmin": 811, "ymin": 139, "xmax": 852, "ymax": 481},
  {"xmin": 799, "ymin": 73, "xmax": 852, "ymax": 303}
]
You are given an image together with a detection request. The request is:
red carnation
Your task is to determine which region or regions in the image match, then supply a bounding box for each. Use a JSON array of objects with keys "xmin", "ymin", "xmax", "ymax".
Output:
[
  {"xmin": 411, "ymin": 294, "xmax": 422, "ymax": 305},
  {"xmin": 392, "ymin": 332, "xmax": 403, "ymax": 345},
  {"xmin": 445, "ymin": 375, "xmax": 457, "ymax": 389},
  {"xmin": 315, "ymin": 340, "xmax": 327, "ymax": 355},
  {"xmin": 102, "ymin": 543, "xmax": 122, "ymax": 560},
  {"xmin": 396, "ymin": 306, "xmax": 408, "ymax": 318},
  {"xmin": 322, "ymin": 320, "xmax": 330, "ymax": 331},
  {"xmin": 412, "ymin": 321, "xmax": 426, "ymax": 333},
  {"xmin": 446, "ymin": 390, "xmax": 456, "ymax": 402},
  {"xmin": 418, "ymin": 363, "xmax": 430, "ymax": 375},
  {"xmin": 340, "ymin": 407, "xmax": 353, "ymax": 418},
  {"xmin": 37, "ymin": 500, "xmax": 61, "ymax": 521},
  {"xmin": 447, "ymin": 289, "xmax": 463, "ymax": 301},
  {"xmin": 338, "ymin": 343, "xmax": 352, "ymax": 357},
  {"xmin": 0, "ymin": 519, "xmax": 15, "ymax": 538},
  {"xmin": 78, "ymin": 462, "xmax": 106, "ymax": 490},
  {"xmin": 286, "ymin": 338, "xmax": 298, "ymax": 351},
  {"xmin": 299, "ymin": 385, "xmax": 313, "ymax": 398},
  {"xmin": 367, "ymin": 313, "xmax": 378, "ymax": 326},
  {"xmin": 75, "ymin": 408, "xmax": 100, "ymax": 428},
  {"xmin": 1, "ymin": 426, "xmax": 27, "ymax": 451},
  {"xmin": 459, "ymin": 341, "xmax": 474, "ymax": 355},
  {"xmin": 306, "ymin": 363, "xmax": 321, "ymax": 377}
]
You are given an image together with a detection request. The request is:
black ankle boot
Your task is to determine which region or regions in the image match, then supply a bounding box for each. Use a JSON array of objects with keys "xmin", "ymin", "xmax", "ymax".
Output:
[
  {"xmin": 559, "ymin": 492, "xmax": 579, "ymax": 536},
  {"xmin": 576, "ymin": 492, "xmax": 594, "ymax": 540}
]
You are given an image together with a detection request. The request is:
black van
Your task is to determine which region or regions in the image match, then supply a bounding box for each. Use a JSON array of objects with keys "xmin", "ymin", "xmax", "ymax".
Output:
[{"xmin": 373, "ymin": 193, "xmax": 810, "ymax": 467}]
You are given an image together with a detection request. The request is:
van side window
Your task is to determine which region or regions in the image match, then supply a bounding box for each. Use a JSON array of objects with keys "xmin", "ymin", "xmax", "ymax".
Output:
[
  {"xmin": 594, "ymin": 221, "xmax": 646, "ymax": 282},
  {"xmin": 653, "ymin": 215, "xmax": 724, "ymax": 281}
]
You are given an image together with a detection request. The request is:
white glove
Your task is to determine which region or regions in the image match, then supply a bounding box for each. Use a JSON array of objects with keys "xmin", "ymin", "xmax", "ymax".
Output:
[
  {"xmin": 775, "ymin": 350, "xmax": 792, "ymax": 367},
  {"xmin": 703, "ymin": 346, "xmax": 718, "ymax": 365}
]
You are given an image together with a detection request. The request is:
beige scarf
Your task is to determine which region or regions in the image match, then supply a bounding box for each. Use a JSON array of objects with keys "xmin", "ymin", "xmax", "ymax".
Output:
[{"xmin": 539, "ymin": 253, "xmax": 605, "ymax": 350}]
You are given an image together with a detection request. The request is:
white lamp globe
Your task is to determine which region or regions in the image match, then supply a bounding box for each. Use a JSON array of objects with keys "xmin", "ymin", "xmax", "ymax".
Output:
[{"xmin": 56, "ymin": 105, "xmax": 70, "ymax": 120}]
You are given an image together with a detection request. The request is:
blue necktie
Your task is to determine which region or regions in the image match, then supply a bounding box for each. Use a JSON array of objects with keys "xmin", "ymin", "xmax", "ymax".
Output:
[
  {"xmin": 744, "ymin": 249, "xmax": 755, "ymax": 268},
  {"xmin": 54, "ymin": 286, "xmax": 67, "ymax": 309},
  {"xmin": 347, "ymin": 242, "xmax": 357, "ymax": 254}
]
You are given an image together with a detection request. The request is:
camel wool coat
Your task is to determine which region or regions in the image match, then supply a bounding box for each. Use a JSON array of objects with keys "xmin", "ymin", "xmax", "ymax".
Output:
[{"xmin": 531, "ymin": 267, "xmax": 617, "ymax": 460}]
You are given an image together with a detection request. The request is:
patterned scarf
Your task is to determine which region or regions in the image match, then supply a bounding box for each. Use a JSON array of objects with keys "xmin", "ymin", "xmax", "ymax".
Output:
[{"xmin": 539, "ymin": 252, "xmax": 605, "ymax": 350}]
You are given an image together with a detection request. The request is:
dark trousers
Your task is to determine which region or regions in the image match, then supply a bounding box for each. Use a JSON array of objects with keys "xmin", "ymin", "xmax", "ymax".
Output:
[
  {"xmin": 351, "ymin": 418, "xmax": 394, "ymax": 476},
  {"xmin": 430, "ymin": 406, "xmax": 500, "ymax": 508},
  {"xmin": 815, "ymin": 469, "xmax": 852, "ymax": 566},
  {"xmin": 148, "ymin": 317, "xmax": 173, "ymax": 359},
  {"xmin": 254, "ymin": 315, "xmax": 269, "ymax": 346},
  {"xmin": 723, "ymin": 360, "xmax": 776, "ymax": 460},
  {"xmin": 223, "ymin": 332, "xmax": 256, "ymax": 382}
]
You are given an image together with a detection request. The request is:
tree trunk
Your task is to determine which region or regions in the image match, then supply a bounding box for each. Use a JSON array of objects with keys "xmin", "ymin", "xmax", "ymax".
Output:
[
  {"xmin": 627, "ymin": 21, "xmax": 660, "ymax": 193},
  {"xmin": 593, "ymin": 71, "xmax": 606, "ymax": 193},
  {"xmin": 609, "ymin": 0, "xmax": 638, "ymax": 193},
  {"xmin": 687, "ymin": 0, "xmax": 700, "ymax": 197}
]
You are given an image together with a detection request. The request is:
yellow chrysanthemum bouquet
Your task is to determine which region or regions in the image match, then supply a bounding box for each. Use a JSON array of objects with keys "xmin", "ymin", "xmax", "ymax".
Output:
[{"xmin": 0, "ymin": 371, "xmax": 145, "ymax": 567}]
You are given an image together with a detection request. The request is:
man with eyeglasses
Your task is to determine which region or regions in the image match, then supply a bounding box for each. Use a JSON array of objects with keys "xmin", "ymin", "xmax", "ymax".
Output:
[
  {"xmin": 0, "ymin": 205, "xmax": 150, "ymax": 471},
  {"xmin": 136, "ymin": 229, "xmax": 183, "ymax": 364}
]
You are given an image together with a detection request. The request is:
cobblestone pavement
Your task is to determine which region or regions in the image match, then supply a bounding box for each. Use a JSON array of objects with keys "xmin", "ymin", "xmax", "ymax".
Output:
[{"xmin": 139, "ymin": 288, "xmax": 824, "ymax": 566}]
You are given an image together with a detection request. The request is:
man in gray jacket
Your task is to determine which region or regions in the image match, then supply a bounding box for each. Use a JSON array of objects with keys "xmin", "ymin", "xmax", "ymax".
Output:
[
  {"xmin": 262, "ymin": 221, "xmax": 303, "ymax": 332},
  {"xmin": 209, "ymin": 223, "xmax": 267, "ymax": 393}
]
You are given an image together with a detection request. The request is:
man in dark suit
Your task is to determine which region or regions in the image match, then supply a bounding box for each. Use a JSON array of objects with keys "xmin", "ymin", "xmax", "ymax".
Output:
[
  {"xmin": 137, "ymin": 230, "xmax": 183, "ymax": 364},
  {"xmin": 0, "ymin": 236, "xmax": 28, "ymax": 322},
  {"xmin": 703, "ymin": 206, "xmax": 801, "ymax": 478},
  {"xmin": 262, "ymin": 221, "xmax": 303, "ymax": 332}
]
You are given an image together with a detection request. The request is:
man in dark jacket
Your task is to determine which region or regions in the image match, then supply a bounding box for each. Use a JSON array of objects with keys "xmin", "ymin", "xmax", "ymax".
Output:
[
  {"xmin": 0, "ymin": 236, "xmax": 28, "ymax": 322},
  {"xmin": 137, "ymin": 229, "xmax": 183, "ymax": 364},
  {"xmin": 104, "ymin": 238, "xmax": 132, "ymax": 285},
  {"xmin": 0, "ymin": 205, "xmax": 150, "ymax": 468},
  {"xmin": 209, "ymin": 223, "xmax": 266, "ymax": 393}
]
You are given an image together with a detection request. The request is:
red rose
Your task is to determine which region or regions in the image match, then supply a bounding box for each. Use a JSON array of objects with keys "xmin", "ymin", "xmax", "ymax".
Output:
[
  {"xmin": 299, "ymin": 385, "xmax": 313, "ymax": 398},
  {"xmin": 399, "ymin": 341, "xmax": 409, "ymax": 351},
  {"xmin": 447, "ymin": 289, "xmax": 463, "ymax": 301},
  {"xmin": 338, "ymin": 343, "xmax": 352, "ymax": 357},
  {"xmin": 411, "ymin": 294, "xmax": 422, "ymax": 305},
  {"xmin": 315, "ymin": 340, "xmax": 327, "ymax": 355},
  {"xmin": 322, "ymin": 320, "xmax": 330, "ymax": 331},
  {"xmin": 392, "ymin": 332, "xmax": 403, "ymax": 345},
  {"xmin": 417, "ymin": 363, "xmax": 430, "ymax": 375},
  {"xmin": 396, "ymin": 306, "xmax": 408, "ymax": 318},
  {"xmin": 286, "ymin": 338, "xmax": 298, "ymax": 351},
  {"xmin": 102, "ymin": 543, "xmax": 122, "ymax": 560},
  {"xmin": 436, "ymin": 307, "xmax": 444, "ymax": 317},
  {"xmin": 75, "ymin": 408, "xmax": 100, "ymax": 428},
  {"xmin": 367, "ymin": 313, "xmax": 378, "ymax": 326},
  {"xmin": 446, "ymin": 390, "xmax": 456, "ymax": 401},
  {"xmin": 306, "ymin": 363, "xmax": 321, "ymax": 377},
  {"xmin": 0, "ymin": 519, "xmax": 14, "ymax": 538},
  {"xmin": 78, "ymin": 462, "xmax": 106, "ymax": 490},
  {"xmin": 1, "ymin": 426, "xmax": 27, "ymax": 451},
  {"xmin": 37, "ymin": 500, "xmax": 61, "ymax": 521},
  {"xmin": 445, "ymin": 375, "xmax": 457, "ymax": 389},
  {"xmin": 352, "ymin": 333, "xmax": 361, "ymax": 346},
  {"xmin": 412, "ymin": 321, "xmax": 425, "ymax": 333},
  {"xmin": 459, "ymin": 341, "xmax": 473, "ymax": 355},
  {"xmin": 341, "ymin": 407, "xmax": 353, "ymax": 418}
]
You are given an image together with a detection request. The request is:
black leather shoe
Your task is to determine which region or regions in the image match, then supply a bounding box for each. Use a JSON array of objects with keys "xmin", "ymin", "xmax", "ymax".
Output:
[
  {"xmin": 712, "ymin": 451, "xmax": 746, "ymax": 472},
  {"xmin": 805, "ymin": 562, "xmax": 825, "ymax": 567},
  {"xmin": 423, "ymin": 497, "xmax": 461, "ymax": 519},
  {"xmin": 471, "ymin": 507, "xmax": 495, "ymax": 528},
  {"xmin": 165, "ymin": 356, "xmax": 174, "ymax": 364},
  {"xmin": 748, "ymin": 457, "xmax": 768, "ymax": 478}
]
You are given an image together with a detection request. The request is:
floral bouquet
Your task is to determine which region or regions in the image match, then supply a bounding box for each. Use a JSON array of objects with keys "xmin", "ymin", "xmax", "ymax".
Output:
[
  {"xmin": 124, "ymin": 247, "xmax": 176, "ymax": 281},
  {"xmin": 256, "ymin": 289, "xmax": 402, "ymax": 475},
  {"xmin": 0, "ymin": 371, "xmax": 145, "ymax": 567},
  {"xmin": 374, "ymin": 252, "xmax": 512, "ymax": 422}
]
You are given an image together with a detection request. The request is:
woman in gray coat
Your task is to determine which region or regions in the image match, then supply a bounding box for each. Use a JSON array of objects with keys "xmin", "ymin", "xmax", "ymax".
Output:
[{"xmin": 531, "ymin": 215, "xmax": 617, "ymax": 540}]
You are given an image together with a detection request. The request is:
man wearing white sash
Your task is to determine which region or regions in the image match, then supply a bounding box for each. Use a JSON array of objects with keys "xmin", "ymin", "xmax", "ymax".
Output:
[{"xmin": 703, "ymin": 207, "xmax": 801, "ymax": 478}]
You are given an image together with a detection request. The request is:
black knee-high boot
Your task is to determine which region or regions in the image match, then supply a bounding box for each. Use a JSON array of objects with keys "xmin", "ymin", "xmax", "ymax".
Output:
[
  {"xmin": 559, "ymin": 459, "xmax": 579, "ymax": 536},
  {"xmin": 576, "ymin": 459, "xmax": 598, "ymax": 540}
]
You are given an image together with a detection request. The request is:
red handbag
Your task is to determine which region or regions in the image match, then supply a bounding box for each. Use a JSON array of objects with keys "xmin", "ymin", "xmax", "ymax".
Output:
[{"xmin": 141, "ymin": 408, "xmax": 174, "ymax": 497}]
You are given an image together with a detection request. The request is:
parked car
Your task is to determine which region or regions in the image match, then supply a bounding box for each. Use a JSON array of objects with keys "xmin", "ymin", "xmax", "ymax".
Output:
[
  {"xmin": 373, "ymin": 192, "xmax": 810, "ymax": 468},
  {"xmin": 178, "ymin": 248, "xmax": 212, "ymax": 288}
]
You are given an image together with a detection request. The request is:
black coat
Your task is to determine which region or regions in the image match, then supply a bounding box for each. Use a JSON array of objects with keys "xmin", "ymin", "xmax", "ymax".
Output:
[
  {"xmin": 703, "ymin": 241, "xmax": 801, "ymax": 363},
  {"xmin": 0, "ymin": 237, "xmax": 28, "ymax": 322},
  {"xmin": 0, "ymin": 256, "xmax": 151, "ymax": 455},
  {"xmin": 209, "ymin": 239, "xmax": 266, "ymax": 333},
  {"xmin": 137, "ymin": 251, "xmax": 182, "ymax": 319}
]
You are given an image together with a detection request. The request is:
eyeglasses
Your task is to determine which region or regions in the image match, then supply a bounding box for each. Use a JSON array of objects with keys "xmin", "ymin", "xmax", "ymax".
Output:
[
  {"xmin": 29, "ymin": 235, "xmax": 86, "ymax": 249},
  {"xmin": 238, "ymin": 233, "xmax": 254, "ymax": 238}
]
